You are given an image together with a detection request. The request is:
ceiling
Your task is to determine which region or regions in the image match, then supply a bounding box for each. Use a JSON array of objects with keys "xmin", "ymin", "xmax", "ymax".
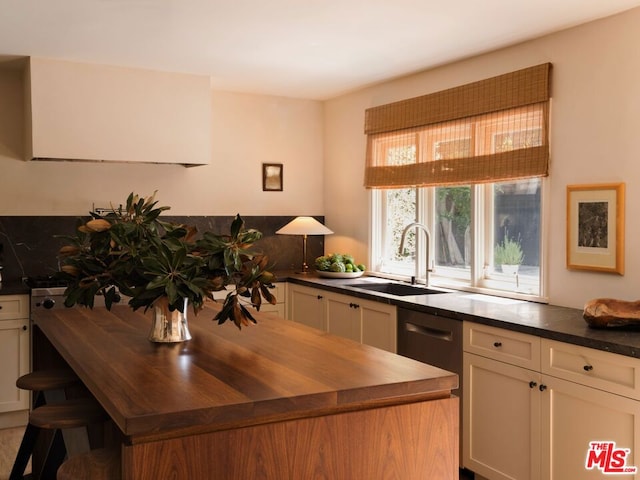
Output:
[{"xmin": 1, "ymin": 0, "xmax": 640, "ymax": 100}]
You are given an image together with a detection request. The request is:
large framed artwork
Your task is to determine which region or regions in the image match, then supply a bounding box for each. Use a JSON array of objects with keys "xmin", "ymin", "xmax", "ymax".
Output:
[{"xmin": 566, "ymin": 183, "xmax": 625, "ymax": 274}]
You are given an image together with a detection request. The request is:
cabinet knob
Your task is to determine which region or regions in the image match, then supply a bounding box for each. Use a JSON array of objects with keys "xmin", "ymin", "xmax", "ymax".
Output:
[
  {"xmin": 493, "ymin": 341, "xmax": 502, "ymax": 348},
  {"xmin": 349, "ymin": 303, "xmax": 360, "ymax": 309},
  {"xmin": 539, "ymin": 384, "xmax": 547, "ymax": 392},
  {"xmin": 22, "ymin": 325, "xmax": 28, "ymax": 331},
  {"xmin": 529, "ymin": 381, "xmax": 537, "ymax": 389},
  {"xmin": 583, "ymin": 364, "xmax": 593, "ymax": 372},
  {"xmin": 0, "ymin": 305, "xmax": 3, "ymax": 309},
  {"xmin": 317, "ymin": 295, "xmax": 323, "ymax": 300}
]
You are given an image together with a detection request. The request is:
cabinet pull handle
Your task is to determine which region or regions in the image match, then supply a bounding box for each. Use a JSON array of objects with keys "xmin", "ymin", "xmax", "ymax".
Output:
[
  {"xmin": 0, "ymin": 305, "xmax": 3, "ymax": 309},
  {"xmin": 317, "ymin": 295, "xmax": 323, "ymax": 300},
  {"xmin": 493, "ymin": 341, "xmax": 502, "ymax": 348},
  {"xmin": 583, "ymin": 365, "xmax": 593, "ymax": 372},
  {"xmin": 539, "ymin": 384, "xmax": 547, "ymax": 392},
  {"xmin": 529, "ymin": 381, "xmax": 537, "ymax": 388},
  {"xmin": 350, "ymin": 303, "xmax": 360, "ymax": 309}
]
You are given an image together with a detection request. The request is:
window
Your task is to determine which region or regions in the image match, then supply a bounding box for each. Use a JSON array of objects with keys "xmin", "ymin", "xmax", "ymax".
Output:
[
  {"xmin": 366, "ymin": 65, "xmax": 550, "ymax": 300},
  {"xmin": 371, "ymin": 176, "xmax": 543, "ymax": 299}
]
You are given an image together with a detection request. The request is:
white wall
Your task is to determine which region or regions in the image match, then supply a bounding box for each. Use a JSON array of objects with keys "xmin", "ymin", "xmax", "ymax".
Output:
[
  {"xmin": 0, "ymin": 83, "xmax": 324, "ymax": 216},
  {"xmin": 323, "ymin": 7, "xmax": 640, "ymax": 309}
]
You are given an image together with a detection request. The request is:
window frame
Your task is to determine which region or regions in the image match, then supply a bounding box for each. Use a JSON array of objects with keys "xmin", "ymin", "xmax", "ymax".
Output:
[{"xmin": 369, "ymin": 178, "xmax": 547, "ymax": 303}]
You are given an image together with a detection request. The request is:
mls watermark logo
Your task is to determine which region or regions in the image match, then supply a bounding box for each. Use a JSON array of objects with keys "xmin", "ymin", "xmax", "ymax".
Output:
[{"xmin": 586, "ymin": 441, "xmax": 637, "ymax": 474}]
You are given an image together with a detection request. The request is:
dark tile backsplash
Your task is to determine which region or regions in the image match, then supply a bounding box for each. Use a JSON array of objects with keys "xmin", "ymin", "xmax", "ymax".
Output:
[{"xmin": 0, "ymin": 215, "xmax": 326, "ymax": 282}]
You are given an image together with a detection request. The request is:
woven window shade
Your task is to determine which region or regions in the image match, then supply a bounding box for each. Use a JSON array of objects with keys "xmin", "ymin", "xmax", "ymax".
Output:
[{"xmin": 364, "ymin": 63, "xmax": 551, "ymax": 188}]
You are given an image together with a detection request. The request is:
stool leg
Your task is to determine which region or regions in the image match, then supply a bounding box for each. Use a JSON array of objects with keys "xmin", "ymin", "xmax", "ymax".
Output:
[
  {"xmin": 61, "ymin": 426, "xmax": 92, "ymax": 456},
  {"xmin": 8, "ymin": 422, "xmax": 39, "ymax": 479},
  {"xmin": 9, "ymin": 390, "xmax": 46, "ymax": 480},
  {"xmin": 42, "ymin": 388, "xmax": 66, "ymax": 404},
  {"xmin": 38, "ymin": 429, "xmax": 67, "ymax": 480}
]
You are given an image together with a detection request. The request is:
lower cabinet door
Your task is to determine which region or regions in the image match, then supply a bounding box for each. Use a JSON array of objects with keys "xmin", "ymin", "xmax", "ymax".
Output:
[
  {"xmin": 288, "ymin": 284, "xmax": 326, "ymax": 330},
  {"xmin": 325, "ymin": 293, "xmax": 361, "ymax": 342},
  {"xmin": 359, "ymin": 299, "xmax": 396, "ymax": 353},
  {"xmin": 464, "ymin": 353, "xmax": 541, "ymax": 480},
  {"xmin": 0, "ymin": 319, "xmax": 30, "ymax": 413},
  {"xmin": 541, "ymin": 375, "xmax": 640, "ymax": 480}
]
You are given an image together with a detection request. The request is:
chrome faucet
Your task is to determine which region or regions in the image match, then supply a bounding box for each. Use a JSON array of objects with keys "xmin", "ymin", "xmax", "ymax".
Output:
[{"xmin": 398, "ymin": 222, "xmax": 432, "ymax": 286}]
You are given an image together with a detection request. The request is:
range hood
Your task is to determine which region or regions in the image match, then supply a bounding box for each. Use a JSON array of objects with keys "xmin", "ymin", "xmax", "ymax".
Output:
[{"xmin": 24, "ymin": 57, "xmax": 211, "ymax": 166}]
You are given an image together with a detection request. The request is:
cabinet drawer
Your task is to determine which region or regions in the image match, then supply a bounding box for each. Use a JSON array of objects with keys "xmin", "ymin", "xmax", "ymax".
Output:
[
  {"xmin": 463, "ymin": 322, "xmax": 540, "ymax": 370},
  {"xmin": 0, "ymin": 295, "xmax": 29, "ymax": 320},
  {"xmin": 541, "ymin": 339, "xmax": 640, "ymax": 400}
]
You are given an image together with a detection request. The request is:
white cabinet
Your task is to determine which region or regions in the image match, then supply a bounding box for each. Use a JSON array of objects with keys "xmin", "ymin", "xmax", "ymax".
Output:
[
  {"xmin": 325, "ymin": 292, "xmax": 361, "ymax": 342},
  {"xmin": 540, "ymin": 339, "xmax": 640, "ymax": 479},
  {"xmin": 464, "ymin": 322, "xmax": 640, "ymax": 480},
  {"xmin": 0, "ymin": 295, "xmax": 30, "ymax": 423},
  {"xmin": 359, "ymin": 297, "xmax": 397, "ymax": 353},
  {"xmin": 27, "ymin": 57, "xmax": 211, "ymax": 165},
  {"xmin": 288, "ymin": 283, "xmax": 326, "ymax": 330},
  {"xmin": 287, "ymin": 284, "xmax": 397, "ymax": 353},
  {"xmin": 213, "ymin": 282, "xmax": 287, "ymax": 319},
  {"xmin": 254, "ymin": 282, "xmax": 286, "ymax": 318},
  {"xmin": 464, "ymin": 323, "xmax": 541, "ymax": 480}
]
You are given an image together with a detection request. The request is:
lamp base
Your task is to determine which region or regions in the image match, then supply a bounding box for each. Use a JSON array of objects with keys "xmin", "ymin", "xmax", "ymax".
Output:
[{"xmin": 295, "ymin": 263, "xmax": 310, "ymax": 275}]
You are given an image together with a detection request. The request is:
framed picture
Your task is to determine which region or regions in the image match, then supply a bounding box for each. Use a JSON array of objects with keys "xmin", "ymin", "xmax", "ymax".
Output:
[
  {"xmin": 262, "ymin": 163, "xmax": 283, "ymax": 191},
  {"xmin": 566, "ymin": 183, "xmax": 625, "ymax": 274}
]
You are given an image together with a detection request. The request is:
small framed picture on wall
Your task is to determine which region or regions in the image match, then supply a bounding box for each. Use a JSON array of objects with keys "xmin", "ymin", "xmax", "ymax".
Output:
[
  {"xmin": 566, "ymin": 182, "xmax": 625, "ymax": 274},
  {"xmin": 262, "ymin": 163, "xmax": 283, "ymax": 191}
]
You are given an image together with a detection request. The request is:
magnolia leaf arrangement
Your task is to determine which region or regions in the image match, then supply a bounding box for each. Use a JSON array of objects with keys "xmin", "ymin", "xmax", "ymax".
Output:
[{"xmin": 57, "ymin": 192, "xmax": 276, "ymax": 328}]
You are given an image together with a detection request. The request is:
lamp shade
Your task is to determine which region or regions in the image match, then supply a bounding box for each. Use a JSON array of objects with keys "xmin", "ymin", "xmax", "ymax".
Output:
[{"xmin": 276, "ymin": 216, "xmax": 333, "ymax": 236}]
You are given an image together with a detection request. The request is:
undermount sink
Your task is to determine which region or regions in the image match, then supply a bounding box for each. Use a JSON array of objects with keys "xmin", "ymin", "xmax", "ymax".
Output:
[{"xmin": 347, "ymin": 282, "xmax": 451, "ymax": 296}]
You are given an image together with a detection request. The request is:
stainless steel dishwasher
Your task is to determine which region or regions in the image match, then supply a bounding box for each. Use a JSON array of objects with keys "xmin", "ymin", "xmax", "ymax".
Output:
[{"xmin": 397, "ymin": 307, "xmax": 463, "ymax": 463}]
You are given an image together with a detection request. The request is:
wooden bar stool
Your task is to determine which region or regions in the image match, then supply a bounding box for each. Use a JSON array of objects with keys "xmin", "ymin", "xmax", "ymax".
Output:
[
  {"xmin": 56, "ymin": 448, "xmax": 122, "ymax": 480},
  {"xmin": 10, "ymin": 369, "xmax": 80, "ymax": 480},
  {"xmin": 29, "ymin": 398, "xmax": 109, "ymax": 479}
]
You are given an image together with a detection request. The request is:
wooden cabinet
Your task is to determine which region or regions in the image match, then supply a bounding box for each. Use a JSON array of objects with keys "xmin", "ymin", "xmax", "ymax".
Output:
[
  {"xmin": 0, "ymin": 295, "xmax": 30, "ymax": 427},
  {"xmin": 287, "ymin": 284, "xmax": 397, "ymax": 353},
  {"xmin": 464, "ymin": 322, "xmax": 640, "ymax": 480}
]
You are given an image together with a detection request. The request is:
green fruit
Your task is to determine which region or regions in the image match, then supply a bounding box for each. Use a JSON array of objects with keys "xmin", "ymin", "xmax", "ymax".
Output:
[
  {"xmin": 329, "ymin": 261, "xmax": 346, "ymax": 272},
  {"xmin": 357, "ymin": 264, "xmax": 366, "ymax": 272},
  {"xmin": 345, "ymin": 263, "xmax": 354, "ymax": 272}
]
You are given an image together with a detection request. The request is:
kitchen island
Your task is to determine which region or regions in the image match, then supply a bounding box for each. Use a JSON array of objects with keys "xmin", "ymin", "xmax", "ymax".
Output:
[{"xmin": 33, "ymin": 301, "xmax": 458, "ymax": 479}]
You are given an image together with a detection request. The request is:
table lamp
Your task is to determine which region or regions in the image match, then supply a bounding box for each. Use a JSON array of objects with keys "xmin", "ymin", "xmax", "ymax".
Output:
[{"xmin": 276, "ymin": 216, "xmax": 333, "ymax": 273}]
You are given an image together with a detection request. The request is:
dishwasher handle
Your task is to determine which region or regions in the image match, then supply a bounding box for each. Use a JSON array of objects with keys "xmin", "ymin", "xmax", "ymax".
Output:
[{"xmin": 404, "ymin": 322, "xmax": 453, "ymax": 341}]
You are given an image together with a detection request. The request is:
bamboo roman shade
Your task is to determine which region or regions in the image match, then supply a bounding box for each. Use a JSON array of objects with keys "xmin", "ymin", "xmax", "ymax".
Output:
[{"xmin": 364, "ymin": 63, "xmax": 551, "ymax": 188}]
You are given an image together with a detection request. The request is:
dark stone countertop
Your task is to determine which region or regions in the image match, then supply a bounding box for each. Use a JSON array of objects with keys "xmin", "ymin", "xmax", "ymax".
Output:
[
  {"xmin": 0, "ymin": 279, "xmax": 30, "ymax": 296},
  {"xmin": 281, "ymin": 273, "xmax": 640, "ymax": 359}
]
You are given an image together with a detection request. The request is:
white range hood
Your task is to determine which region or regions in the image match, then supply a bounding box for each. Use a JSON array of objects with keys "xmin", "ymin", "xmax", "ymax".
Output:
[{"xmin": 24, "ymin": 57, "xmax": 211, "ymax": 166}]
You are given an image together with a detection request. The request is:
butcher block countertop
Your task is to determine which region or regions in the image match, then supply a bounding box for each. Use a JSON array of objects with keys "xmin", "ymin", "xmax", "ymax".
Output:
[{"xmin": 33, "ymin": 301, "xmax": 457, "ymax": 445}]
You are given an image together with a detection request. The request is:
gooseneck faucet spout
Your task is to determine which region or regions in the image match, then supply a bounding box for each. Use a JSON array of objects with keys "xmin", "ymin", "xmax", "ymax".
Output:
[{"xmin": 398, "ymin": 222, "xmax": 432, "ymax": 286}]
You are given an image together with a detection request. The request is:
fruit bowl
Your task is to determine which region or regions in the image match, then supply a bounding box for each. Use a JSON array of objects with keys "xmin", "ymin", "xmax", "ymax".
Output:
[{"xmin": 316, "ymin": 270, "xmax": 365, "ymax": 279}]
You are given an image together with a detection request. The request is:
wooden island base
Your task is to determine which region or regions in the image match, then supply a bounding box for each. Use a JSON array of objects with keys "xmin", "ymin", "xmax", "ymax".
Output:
[
  {"xmin": 34, "ymin": 302, "xmax": 459, "ymax": 480},
  {"xmin": 125, "ymin": 397, "xmax": 458, "ymax": 479}
]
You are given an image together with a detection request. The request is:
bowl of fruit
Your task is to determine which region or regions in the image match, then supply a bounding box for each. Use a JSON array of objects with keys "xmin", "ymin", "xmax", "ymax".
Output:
[{"xmin": 314, "ymin": 253, "xmax": 366, "ymax": 278}]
